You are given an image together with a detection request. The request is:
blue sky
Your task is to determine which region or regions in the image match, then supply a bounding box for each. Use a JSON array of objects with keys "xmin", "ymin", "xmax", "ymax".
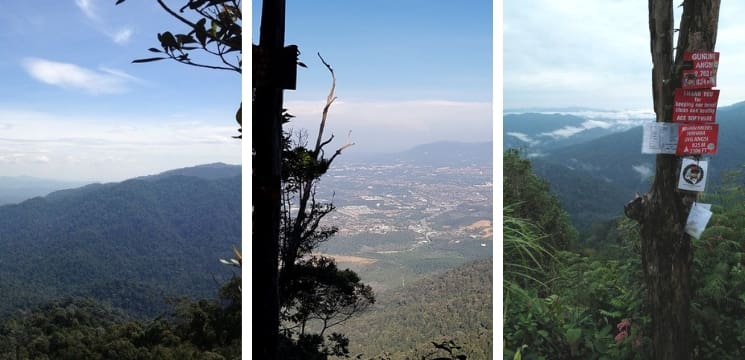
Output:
[
  {"xmin": 252, "ymin": 0, "xmax": 493, "ymax": 154},
  {"xmin": 0, "ymin": 1, "xmax": 241, "ymax": 181},
  {"xmin": 504, "ymin": 0, "xmax": 745, "ymax": 111}
]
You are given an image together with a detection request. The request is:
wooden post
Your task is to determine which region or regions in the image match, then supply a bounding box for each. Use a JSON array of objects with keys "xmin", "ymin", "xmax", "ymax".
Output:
[
  {"xmin": 253, "ymin": 0, "xmax": 287, "ymax": 358},
  {"xmin": 626, "ymin": 1, "xmax": 720, "ymax": 358}
]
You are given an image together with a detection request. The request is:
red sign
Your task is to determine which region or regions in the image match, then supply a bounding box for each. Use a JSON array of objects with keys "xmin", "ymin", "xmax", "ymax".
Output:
[
  {"xmin": 681, "ymin": 51, "xmax": 719, "ymax": 89},
  {"xmin": 673, "ymin": 88, "xmax": 719, "ymax": 122},
  {"xmin": 676, "ymin": 123, "xmax": 719, "ymax": 155}
]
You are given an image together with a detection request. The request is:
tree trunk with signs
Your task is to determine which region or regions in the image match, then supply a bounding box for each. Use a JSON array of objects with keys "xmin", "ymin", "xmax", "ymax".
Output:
[
  {"xmin": 624, "ymin": 0, "xmax": 720, "ymax": 358},
  {"xmin": 253, "ymin": 0, "xmax": 288, "ymax": 359}
]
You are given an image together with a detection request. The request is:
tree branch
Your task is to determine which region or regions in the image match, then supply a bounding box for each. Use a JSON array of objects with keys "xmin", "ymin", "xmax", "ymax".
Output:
[{"xmin": 314, "ymin": 53, "xmax": 338, "ymax": 154}]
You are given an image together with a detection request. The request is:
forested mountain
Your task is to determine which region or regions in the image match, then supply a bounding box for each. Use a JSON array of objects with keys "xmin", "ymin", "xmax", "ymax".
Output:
[
  {"xmin": 335, "ymin": 258, "xmax": 492, "ymax": 359},
  {"xmin": 0, "ymin": 164, "xmax": 241, "ymax": 319},
  {"xmin": 508, "ymin": 101, "xmax": 745, "ymax": 232},
  {"xmin": 136, "ymin": 162, "xmax": 241, "ymax": 181},
  {"xmin": 337, "ymin": 141, "xmax": 492, "ymax": 167}
]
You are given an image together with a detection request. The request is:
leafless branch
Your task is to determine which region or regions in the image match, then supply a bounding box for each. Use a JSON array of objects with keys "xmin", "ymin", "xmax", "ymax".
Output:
[{"xmin": 314, "ymin": 53, "xmax": 338, "ymax": 154}]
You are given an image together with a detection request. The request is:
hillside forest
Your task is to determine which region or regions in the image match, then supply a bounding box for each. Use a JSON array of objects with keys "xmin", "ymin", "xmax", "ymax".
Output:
[{"xmin": 504, "ymin": 148, "xmax": 745, "ymax": 359}]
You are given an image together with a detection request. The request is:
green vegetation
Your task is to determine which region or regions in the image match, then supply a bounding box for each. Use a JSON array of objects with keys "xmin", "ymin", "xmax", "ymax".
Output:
[
  {"xmin": 335, "ymin": 258, "xmax": 492, "ymax": 359},
  {"xmin": 503, "ymin": 150, "xmax": 745, "ymax": 359},
  {"xmin": 0, "ymin": 277, "xmax": 240, "ymax": 360},
  {"xmin": 503, "ymin": 149, "xmax": 577, "ymax": 251},
  {"xmin": 503, "ymin": 150, "xmax": 648, "ymax": 358},
  {"xmin": 0, "ymin": 170, "xmax": 241, "ymax": 319}
]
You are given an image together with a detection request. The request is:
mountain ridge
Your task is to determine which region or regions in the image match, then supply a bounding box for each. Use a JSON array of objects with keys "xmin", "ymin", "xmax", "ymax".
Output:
[{"xmin": 0, "ymin": 164, "xmax": 241, "ymax": 319}]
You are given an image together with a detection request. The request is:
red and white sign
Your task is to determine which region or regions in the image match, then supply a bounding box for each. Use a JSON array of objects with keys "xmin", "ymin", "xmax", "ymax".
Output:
[
  {"xmin": 673, "ymin": 88, "xmax": 719, "ymax": 122},
  {"xmin": 676, "ymin": 123, "xmax": 719, "ymax": 155},
  {"xmin": 681, "ymin": 51, "xmax": 719, "ymax": 89}
]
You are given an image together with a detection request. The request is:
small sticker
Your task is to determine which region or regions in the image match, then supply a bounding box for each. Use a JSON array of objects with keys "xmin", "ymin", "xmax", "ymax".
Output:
[{"xmin": 678, "ymin": 158, "xmax": 708, "ymax": 192}]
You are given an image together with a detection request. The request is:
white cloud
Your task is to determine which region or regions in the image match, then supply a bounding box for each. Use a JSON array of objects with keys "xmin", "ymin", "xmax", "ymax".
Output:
[
  {"xmin": 541, "ymin": 126, "xmax": 584, "ymax": 139},
  {"xmin": 632, "ymin": 164, "xmax": 653, "ymax": 180},
  {"xmin": 505, "ymin": 1, "xmax": 745, "ymax": 109},
  {"xmin": 506, "ymin": 132, "xmax": 538, "ymax": 145},
  {"xmin": 283, "ymin": 98, "xmax": 492, "ymax": 153},
  {"xmin": 0, "ymin": 109, "xmax": 240, "ymax": 181},
  {"xmin": 538, "ymin": 119, "xmax": 614, "ymax": 140},
  {"xmin": 582, "ymin": 119, "xmax": 612, "ymax": 129},
  {"xmin": 34, "ymin": 155, "xmax": 50, "ymax": 163},
  {"xmin": 111, "ymin": 27, "xmax": 133, "ymax": 44},
  {"xmin": 21, "ymin": 58, "xmax": 139, "ymax": 94},
  {"xmin": 75, "ymin": 0, "xmax": 97, "ymax": 20}
]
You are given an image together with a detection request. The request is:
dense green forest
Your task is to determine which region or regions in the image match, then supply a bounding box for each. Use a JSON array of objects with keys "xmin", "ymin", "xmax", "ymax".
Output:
[
  {"xmin": 0, "ymin": 165, "xmax": 241, "ymax": 319},
  {"xmin": 333, "ymin": 258, "xmax": 492, "ymax": 359},
  {"xmin": 0, "ymin": 277, "xmax": 241, "ymax": 359},
  {"xmin": 504, "ymin": 149, "xmax": 745, "ymax": 359}
]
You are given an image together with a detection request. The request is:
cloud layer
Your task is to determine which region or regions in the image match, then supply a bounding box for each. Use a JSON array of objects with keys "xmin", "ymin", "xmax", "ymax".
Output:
[
  {"xmin": 0, "ymin": 109, "xmax": 240, "ymax": 181},
  {"xmin": 504, "ymin": 1, "xmax": 745, "ymax": 110},
  {"xmin": 284, "ymin": 98, "xmax": 492, "ymax": 153},
  {"xmin": 22, "ymin": 58, "xmax": 138, "ymax": 94}
]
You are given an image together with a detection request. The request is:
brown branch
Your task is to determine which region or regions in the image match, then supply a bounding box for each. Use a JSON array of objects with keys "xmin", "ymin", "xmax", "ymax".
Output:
[
  {"xmin": 156, "ymin": 0, "xmax": 198, "ymax": 28},
  {"xmin": 173, "ymin": 57, "xmax": 240, "ymax": 72}
]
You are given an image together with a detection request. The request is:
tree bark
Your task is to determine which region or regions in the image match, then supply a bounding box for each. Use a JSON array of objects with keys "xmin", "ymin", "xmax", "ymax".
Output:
[
  {"xmin": 626, "ymin": 1, "xmax": 720, "ymax": 358},
  {"xmin": 253, "ymin": 0, "xmax": 286, "ymax": 359}
]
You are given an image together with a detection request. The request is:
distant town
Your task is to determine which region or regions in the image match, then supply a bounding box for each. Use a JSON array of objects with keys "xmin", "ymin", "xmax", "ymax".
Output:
[{"xmin": 317, "ymin": 161, "xmax": 493, "ymax": 251}]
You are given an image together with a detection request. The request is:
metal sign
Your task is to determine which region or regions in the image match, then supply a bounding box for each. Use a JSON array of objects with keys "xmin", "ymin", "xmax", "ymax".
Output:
[
  {"xmin": 681, "ymin": 51, "xmax": 719, "ymax": 89},
  {"xmin": 673, "ymin": 89, "xmax": 719, "ymax": 123},
  {"xmin": 676, "ymin": 123, "xmax": 719, "ymax": 155},
  {"xmin": 642, "ymin": 122, "xmax": 679, "ymax": 154},
  {"xmin": 678, "ymin": 158, "xmax": 708, "ymax": 192}
]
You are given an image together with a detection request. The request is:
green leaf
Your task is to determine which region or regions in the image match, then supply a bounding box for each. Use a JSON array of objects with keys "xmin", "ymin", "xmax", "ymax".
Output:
[
  {"xmin": 176, "ymin": 34, "xmax": 197, "ymax": 44},
  {"xmin": 147, "ymin": 48, "xmax": 162, "ymax": 53},
  {"xmin": 565, "ymin": 328, "xmax": 582, "ymax": 345},
  {"xmin": 158, "ymin": 31, "xmax": 178, "ymax": 50},
  {"xmin": 195, "ymin": 19, "xmax": 208, "ymax": 46},
  {"xmin": 235, "ymin": 104, "xmax": 242, "ymax": 126}
]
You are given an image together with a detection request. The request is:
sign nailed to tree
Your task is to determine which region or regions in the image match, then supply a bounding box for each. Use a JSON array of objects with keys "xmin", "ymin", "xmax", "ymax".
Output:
[
  {"xmin": 673, "ymin": 89, "xmax": 719, "ymax": 122},
  {"xmin": 681, "ymin": 51, "xmax": 719, "ymax": 89},
  {"xmin": 642, "ymin": 122, "xmax": 679, "ymax": 154},
  {"xmin": 678, "ymin": 158, "xmax": 708, "ymax": 192},
  {"xmin": 676, "ymin": 123, "xmax": 719, "ymax": 155}
]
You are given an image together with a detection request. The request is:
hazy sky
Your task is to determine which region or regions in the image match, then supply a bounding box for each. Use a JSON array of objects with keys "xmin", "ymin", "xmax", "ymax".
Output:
[
  {"xmin": 0, "ymin": 1, "xmax": 240, "ymax": 182},
  {"xmin": 252, "ymin": 0, "xmax": 494, "ymax": 155},
  {"xmin": 504, "ymin": 1, "xmax": 745, "ymax": 111}
]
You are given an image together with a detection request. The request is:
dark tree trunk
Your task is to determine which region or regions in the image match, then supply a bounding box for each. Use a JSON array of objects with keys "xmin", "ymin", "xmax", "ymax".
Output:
[
  {"xmin": 253, "ymin": 0, "xmax": 286, "ymax": 359},
  {"xmin": 626, "ymin": 1, "xmax": 720, "ymax": 358}
]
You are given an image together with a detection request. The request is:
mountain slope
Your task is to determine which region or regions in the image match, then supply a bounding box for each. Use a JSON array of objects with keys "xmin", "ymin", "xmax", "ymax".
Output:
[
  {"xmin": 339, "ymin": 141, "xmax": 492, "ymax": 168},
  {"xmin": 0, "ymin": 167, "xmax": 241, "ymax": 319},
  {"xmin": 136, "ymin": 162, "xmax": 241, "ymax": 181},
  {"xmin": 336, "ymin": 258, "xmax": 492, "ymax": 359},
  {"xmin": 521, "ymin": 101, "xmax": 745, "ymax": 232}
]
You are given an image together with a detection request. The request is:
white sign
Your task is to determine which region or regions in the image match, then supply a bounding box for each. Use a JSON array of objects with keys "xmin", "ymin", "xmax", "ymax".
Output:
[
  {"xmin": 678, "ymin": 158, "xmax": 708, "ymax": 192},
  {"xmin": 685, "ymin": 202, "xmax": 713, "ymax": 239},
  {"xmin": 642, "ymin": 122, "xmax": 679, "ymax": 154}
]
